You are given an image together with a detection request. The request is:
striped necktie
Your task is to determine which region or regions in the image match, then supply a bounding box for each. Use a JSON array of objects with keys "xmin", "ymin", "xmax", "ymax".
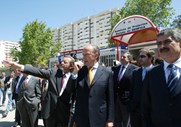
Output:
[
  {"xmin": 119, "ymin": 66, "xmax": 125, "ymax": 81},
  {"xmin": 167, "ymin": 64, "xmax": 179, "ymax": 94}
]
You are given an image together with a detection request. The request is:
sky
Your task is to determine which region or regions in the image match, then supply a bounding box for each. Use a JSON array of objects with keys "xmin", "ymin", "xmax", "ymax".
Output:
[{"xmin": 0, "ymin": 0, "xmax": 180, "ymax": 42}]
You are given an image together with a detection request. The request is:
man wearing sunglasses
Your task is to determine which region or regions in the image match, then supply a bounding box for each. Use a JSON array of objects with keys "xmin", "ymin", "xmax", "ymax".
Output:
[
  {"xmin": 142, "ymin": 28, "xmax": 181, "ymax": 127},
  {"xmin": 130, "ymin": 48, "xmax": 155, "ymax": 127}
]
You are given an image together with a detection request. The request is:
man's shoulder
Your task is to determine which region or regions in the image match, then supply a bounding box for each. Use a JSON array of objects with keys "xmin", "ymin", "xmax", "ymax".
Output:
[
  {"xmin": 129, "ymin": 63, "xmax": 138, "ymax": 69},
  {"xmin": 147, "ymin": 64, "xmax": 164, "ymax": 76}
]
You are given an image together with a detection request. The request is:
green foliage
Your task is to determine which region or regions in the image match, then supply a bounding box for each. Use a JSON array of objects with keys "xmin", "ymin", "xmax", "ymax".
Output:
[
  {"xmin": 10, "ymin": 20, "xmax": 62, "ymax": 67},
  {"xmin": 0, "ymin": 67, "xmax": 9, "ymax": 71},
  {"xmin": 111, "ymin": 0, "xmax": 174, "ymax": 28},
  {"xmin": 170, "ymin": 15, "xmax": 181, "ymax": 29}
]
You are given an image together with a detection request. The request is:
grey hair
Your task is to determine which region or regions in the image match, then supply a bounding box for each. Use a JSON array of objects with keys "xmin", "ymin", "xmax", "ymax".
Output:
[
  {"xmin": 157, "ymin": 28, "xmax": 181, "ymax": 42},
  {"xmin": 89, "ymin": 44, "xmax": 100, "ymax": 61},
  {"xmin": 124, "ymin": 51, "xmax": 133, "ymax": 62}
]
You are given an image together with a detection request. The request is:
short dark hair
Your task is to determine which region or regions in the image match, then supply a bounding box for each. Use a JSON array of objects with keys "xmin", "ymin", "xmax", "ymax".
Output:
[{"xmin": 139, "ymin": 48, "xmax": 155, "ymax": 59}]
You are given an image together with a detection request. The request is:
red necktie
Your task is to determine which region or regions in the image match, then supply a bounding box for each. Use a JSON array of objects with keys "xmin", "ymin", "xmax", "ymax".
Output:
[
  {"xmin": 23, "ymin": 77, "xmax": 28, "ymax": 89},
  {"xmin": 60, "ymin": 74, "xmax": 66, "ymax": 91}
]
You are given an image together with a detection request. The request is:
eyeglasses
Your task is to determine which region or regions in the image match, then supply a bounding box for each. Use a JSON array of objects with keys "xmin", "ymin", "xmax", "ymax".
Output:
[
  {"xmin": 156, "ymin": 39, "xmax": 172, "ymax": 46},
  {"xmin": 139, "ymin": 55, "xmax": 147, "ymax": 58}
]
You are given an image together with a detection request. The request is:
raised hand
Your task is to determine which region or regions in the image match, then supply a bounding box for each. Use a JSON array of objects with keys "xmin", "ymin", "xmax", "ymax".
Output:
[{"xmin": 2, "ymin": 60, "xmax": 23, "ymax": 70}]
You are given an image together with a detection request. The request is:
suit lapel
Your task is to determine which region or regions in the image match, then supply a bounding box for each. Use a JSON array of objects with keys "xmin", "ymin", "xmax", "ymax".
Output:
[
  {"xmin": 157, "ymin": 63, "xmax": 181, "ymax": 98},
  {"xmin": 55, "ymin": 69, "xmax": 63, "ymax": 94},
  {"xmin": 171, "ymin": 76, "xmax": 181, "ymax": 98},
  {"xmin": 122, "ymin": 64, "xmax": 131, "ymax": 79},
  {"xmin": 57, "ymin": 77, "xmax": 61, "ymax": 93},
  {"xmin": 138, "ymin": 68, "xmax": 143, "ymax": 83}
]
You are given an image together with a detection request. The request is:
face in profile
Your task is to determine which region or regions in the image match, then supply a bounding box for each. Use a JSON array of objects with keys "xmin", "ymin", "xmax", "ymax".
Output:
[{"xmin": 61, "ymin": 57, "xmax": 74, "ymax": 73}]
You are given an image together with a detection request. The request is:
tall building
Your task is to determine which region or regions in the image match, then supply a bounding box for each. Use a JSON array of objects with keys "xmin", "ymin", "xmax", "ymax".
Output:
[
  {"xmin": 0, "ymin": 40, "xmax": 20, "ymax": 67},
  {"xmin": 52, "ymin": 8, "xmax": 119, "ymax": 52}
]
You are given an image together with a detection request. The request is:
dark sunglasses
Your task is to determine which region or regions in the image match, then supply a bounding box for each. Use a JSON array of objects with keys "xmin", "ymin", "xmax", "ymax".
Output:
[
  {"xmin": 139, "ymin": 55, "xmax": 147, "ymax": 58},
  {"xmin": 156, "ymin": 39, "xmax": 172, "ymax": 46}
]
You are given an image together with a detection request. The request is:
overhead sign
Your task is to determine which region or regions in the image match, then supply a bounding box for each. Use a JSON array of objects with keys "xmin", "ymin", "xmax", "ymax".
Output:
[{"xmin": 110, "ymin": 15, "xmax": 159, "ymax": 45}]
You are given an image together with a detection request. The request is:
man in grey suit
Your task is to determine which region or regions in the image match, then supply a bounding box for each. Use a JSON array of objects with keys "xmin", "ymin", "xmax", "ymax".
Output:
[
  {"xmin": 142, "ymin": 28, "xmax": 181, "ymax": 127},
  {"xmin": 17, "ymin": 74, "xmax": 41, "ymax": 127},
  {"xmin": 73, "ymin": 44, "xmax": 114, "ymax": 127}
]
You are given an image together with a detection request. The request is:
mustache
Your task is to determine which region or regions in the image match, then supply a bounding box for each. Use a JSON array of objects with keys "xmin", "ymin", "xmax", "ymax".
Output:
[{"xmin": 160, "ymin": 47, "xmax": 169, "ymax": 52}]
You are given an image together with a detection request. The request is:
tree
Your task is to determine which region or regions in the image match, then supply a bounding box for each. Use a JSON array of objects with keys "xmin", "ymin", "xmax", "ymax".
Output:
[
  {"xmin": 11, "ymin": 20, "xmax": 62, "ymax": 67},
  {"xmin": 109, "ymin": 0, "xmax": 175, "ymax": 47},
  {"xmin": 170, "ymin": 15, "xmax": 181, "ymax": 29},
  {"xmin": 111, "ymin": 0, "xmax": 174, "ymax": 28}
]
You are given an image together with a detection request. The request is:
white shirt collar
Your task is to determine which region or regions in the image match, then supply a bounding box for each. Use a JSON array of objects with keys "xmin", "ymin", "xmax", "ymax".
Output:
[
  {"xmin": 92, "ymin": 62, "xmax": 99, "ymax": 69},
  {"xmin": 123, "ymin": 63, "xmax": 129, "ymax": 68},
  {"xmin": 164, "ymin": 57, "xmax": 181, "ymax": 70},
  {"xmin": 142, "ymin": 64, "xmax": 153, "ymax": 70}
]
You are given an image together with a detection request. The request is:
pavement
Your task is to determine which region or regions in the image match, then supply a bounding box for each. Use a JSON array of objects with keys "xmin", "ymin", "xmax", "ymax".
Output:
[{"xmin": 0, "ymin": 104, "xmax": 44, "ymax": 127}]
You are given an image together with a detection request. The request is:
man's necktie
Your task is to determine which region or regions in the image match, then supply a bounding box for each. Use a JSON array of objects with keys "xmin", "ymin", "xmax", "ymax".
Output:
[
  {"xmin": 23, "ymin": 77, "xmax": 28, "ymax": 89},
  {"xmin": 15, "ymin": 76, "xmax": 21, "ymax": 93},
  {"xmin": 60, "ymin": 74, "xmax": 66, "ymax": 91},
  {"xmin": 142, "ymin": 68, "xmax": 147, "ymax": 81},
  {"xmin": 88, "ymin": 68, "xmax": 93, "ymax": 85},
  {"xmin": 167, "ymin": 64, "xmax": 179, "ymax": 94},
  {"xmin": 119, "ymin": 66, "xmax": 125, "ymax": 81}
]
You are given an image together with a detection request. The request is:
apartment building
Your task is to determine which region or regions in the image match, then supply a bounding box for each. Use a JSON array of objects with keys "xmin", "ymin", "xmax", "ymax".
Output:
[
  {"xmin": 0, "ymin": 40, "xmax": 19, "ymax": 67},
  {"xmin": 52, "ymin": 8, "xmax": 119, "ymax": 52}
]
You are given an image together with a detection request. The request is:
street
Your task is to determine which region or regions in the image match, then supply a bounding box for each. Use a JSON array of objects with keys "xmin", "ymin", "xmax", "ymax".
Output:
[{"xmin": 0, "ymin": 105, "xmax": 44, "ymax": 127}]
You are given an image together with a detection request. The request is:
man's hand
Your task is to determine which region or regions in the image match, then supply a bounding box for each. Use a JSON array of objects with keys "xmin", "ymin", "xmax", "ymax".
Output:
[
  {"xmin": 73, "ymin": 61, "xmax": 84, "ymax": 74},
  {"xmin": 106, "ymin": 122, "xmax": 113, "ymax": 127},
  {"xmin": 2, "ymin": 60, "xmax": 23, "ymax": 70}
]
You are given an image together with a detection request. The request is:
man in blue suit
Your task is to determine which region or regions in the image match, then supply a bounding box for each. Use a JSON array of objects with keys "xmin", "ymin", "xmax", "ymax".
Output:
[
  {"xmin": 74, "ymin": 44, "xmax": 114, "ymax": 127},
  {"xmin": 130, "ymin": 48, "xmax": 155, "ymax": 127},
  {"xmin": 112, "ymin": 52, "xmax": 138, "ymax": 127},
  {"xmin": 142, "ymin": 28, "xmax": 181, "ymax": 127}
]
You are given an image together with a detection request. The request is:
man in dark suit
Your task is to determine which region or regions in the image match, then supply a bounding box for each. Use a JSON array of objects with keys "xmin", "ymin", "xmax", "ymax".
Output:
[
  {"xmin": 130, "ymin": 48, "xmax": 155, "ymax": 127},
  {"xmin": 2, "ymin": 55, "xmax": 81, "ymax": 127},
  {"xmin": 112, "ymin": 51, "xmax": 138, "ymax": 127},
  {"xmin": 74, "ymin": 44, "xmax": 114, "ymax": 127},
  {"xmin": 12, "ymin": 69, "xmax": 23, "ymax": 127},
  {"xmin": 17, "ymin": 74, "xmax": 41, "ymax": 127},
  {"xmin": 142, "ymin": 28, "xmax": 181, "ymax": 127}
]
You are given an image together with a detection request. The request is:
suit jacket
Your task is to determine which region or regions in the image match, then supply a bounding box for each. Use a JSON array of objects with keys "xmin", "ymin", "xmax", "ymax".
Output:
[
  {"xmin": 131, "ymin": 67, "xmax": 143, "ymax": 113},
  {"xmin": 113, "ymin": 64, "xmax": 138, "ymax": 105},
  {"xmin": 17, "ymin": 76, "xmax": 41, "ymax": 110},
  {"xmin": 75, "ymin": 65, "xmax": 114, "ymax": 127},
  {"xmin": 12, "ymin": 75, "xmax": 21, "ymax": 100},
  {"xmin": 23, "ymin": 65, "xmax": 76, "ymax": 121},
  {"xmin": 129, "ymin": 67, "xmax": 143, "ymax": 127},
  {"xmin": 142, "ymin": 63, "xmax": 181, "ymax": 127}
]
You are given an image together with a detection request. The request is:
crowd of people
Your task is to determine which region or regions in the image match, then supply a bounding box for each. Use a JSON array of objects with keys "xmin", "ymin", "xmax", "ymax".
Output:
[{"xmin": 0, "ymin": 27, "xmax": 181, "ymax": 127}]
